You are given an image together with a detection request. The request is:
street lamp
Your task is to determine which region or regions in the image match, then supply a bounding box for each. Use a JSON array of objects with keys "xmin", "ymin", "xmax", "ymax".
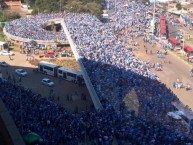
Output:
[
  {"xmin": 115, "ymin": 0, "xmax": 117, "ymax": 13},
  {"xmin": 152, "ymin": 0, "xmax": 156, "ymax": 34}
]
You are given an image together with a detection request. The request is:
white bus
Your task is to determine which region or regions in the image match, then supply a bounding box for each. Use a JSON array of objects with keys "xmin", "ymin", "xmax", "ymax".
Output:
[
  {"xmin": 57, "ymin": 67, "xmax": 84, "ymax": 83},
  {"xmin": 38, "ymin": 61, "xmax": 60, "ymax": 77}
]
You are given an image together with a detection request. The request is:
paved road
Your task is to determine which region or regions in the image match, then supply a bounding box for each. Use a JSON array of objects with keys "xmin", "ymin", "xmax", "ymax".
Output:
[
  {"xmin": 0, "ymin": 52, "xmax": 92, "ymax": 111},
  {"xmin": 134, "ymin": 36, "xmax": 193, "ymax": 109}
]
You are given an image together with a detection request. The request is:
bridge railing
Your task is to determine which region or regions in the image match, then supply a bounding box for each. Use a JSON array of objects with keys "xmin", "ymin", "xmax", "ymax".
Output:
[{"xmin": 60, "ymin": 20, "xmax": 103, "ymax": 110}]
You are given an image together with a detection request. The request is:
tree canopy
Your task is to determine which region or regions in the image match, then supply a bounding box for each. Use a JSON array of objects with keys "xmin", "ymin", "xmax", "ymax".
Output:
[
  {"xmin": 0, "ymin": 10, "xmax": 20, "ymax": 22},
  {"xmin": 176, "ymin": 3, "xmax": 182, "ymax": 10},
  {"xmin": 29, "ymin": 0, "xmax": 104, "ymax": 18}
]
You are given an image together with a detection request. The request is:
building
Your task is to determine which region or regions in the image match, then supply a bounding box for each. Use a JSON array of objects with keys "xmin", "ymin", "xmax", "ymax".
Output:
[{"xmin": 0, "ymin": 0, "xmax": 21, "ymax": 9}]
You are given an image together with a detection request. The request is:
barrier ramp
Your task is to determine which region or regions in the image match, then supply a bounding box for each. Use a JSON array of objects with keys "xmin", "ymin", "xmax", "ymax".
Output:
[{"xmin": 60, "ymin": 20, "xmax": 103, "ymax": 110}]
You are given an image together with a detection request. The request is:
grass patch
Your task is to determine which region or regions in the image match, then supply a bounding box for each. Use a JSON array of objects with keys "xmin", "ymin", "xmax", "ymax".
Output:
[
  {"xmin": 30, "ymin": 58, "xmax": 80, "ymax": 71},
  {"xmin": 0, "ymin": 31, "xmax": 5, "ymax": 41},
  {"xmin": 10, "ymin": 44, "xmax": 20, "ymax": 52},
  {"xmin": 43, "ymin": 59, "xmax": 80, "ymax": 71}
]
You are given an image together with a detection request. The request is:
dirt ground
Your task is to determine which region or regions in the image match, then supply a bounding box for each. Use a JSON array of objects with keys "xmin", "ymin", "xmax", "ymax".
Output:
[{"xmin": 131, "ymin": 36, "xmax": 193, "ymax": 109}]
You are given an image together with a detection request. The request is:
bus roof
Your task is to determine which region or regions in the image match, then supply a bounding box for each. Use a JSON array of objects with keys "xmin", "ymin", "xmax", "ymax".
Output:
[
  {"xmin": 168, "ymin": 37, "xmax": 179, "ymax": 44},
  {"xmin": 160, "ymin": 28, "xmax": 166, "ymax": 34},
  {"xmin": 58, "ymin": 66, "xmax": 81, "ymax": 75},
  {"xmin": 183, "ymin": 45, "xmax": 193, "ymax": 52},
  {"xmin": 159, "ymin": 16, "xmax": 165, "ymax": 19},
  {"xmin": 39, "ymin": 61, "xmax": 59, "ymax": 68}
]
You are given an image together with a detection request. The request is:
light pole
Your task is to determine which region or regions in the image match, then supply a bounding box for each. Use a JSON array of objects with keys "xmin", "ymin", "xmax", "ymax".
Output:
[
  {"xmin": 152, "ymin": 0, "xmax": 156, "ymax": 34},
  {"xmin": 115, "ymin": 0, "xmax": 117, "ymax": 13},
  {"xmin": 107, "ymin": 0, "xmax": 110, "ymax": 21},
  {"xmin": 183, "ymin": 31, "xmax": 185, "ymax": 52}
]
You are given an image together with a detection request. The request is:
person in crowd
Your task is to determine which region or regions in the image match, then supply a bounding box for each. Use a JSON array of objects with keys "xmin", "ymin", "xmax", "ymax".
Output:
[{"xmin": 2, "ymin": 1, "xmax": 193, "ymax": 144}]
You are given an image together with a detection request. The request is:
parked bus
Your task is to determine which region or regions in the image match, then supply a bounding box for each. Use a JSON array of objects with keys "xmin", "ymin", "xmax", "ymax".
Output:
[
  {"xmin": 183, "ymin": 45, "xmax": 193, "ymax": 57},
  {"xmin": 160, "ymin": 28, "xmax": 167, "ymax": 39},
  {"xmin": 168, "ymin": 37, "xmax": 181, "ymax": 50},
  {"xmin": 158, "ymin": 16, "xmax": 168, "ymax": 40},
  {"xmin": 57, "ymin": 67, "xmax": 83, "ymax": 83},
  {"xmin": 38, "ymin": 61, "xmax": 60, "ymax": 77},
  {"xmin": 38, "ymin": 61, "xmax": 85, "ymax": 84}
]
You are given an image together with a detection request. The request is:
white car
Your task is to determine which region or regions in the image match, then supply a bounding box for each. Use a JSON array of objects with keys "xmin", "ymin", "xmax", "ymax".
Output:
[
  {"xmin": 15, "ymin": 69, "xmax": 28, "ymax": 76},
  {"xmin": 0, "ymin": 61, "xmax": 9, "ymax": 67},
  {"xmin": 0, "ymin": 50, "xmax": 14, "ymax": 56},
  {"xmin": 41, "ymin": 78, "xmax": 54, "ymax": 87}
]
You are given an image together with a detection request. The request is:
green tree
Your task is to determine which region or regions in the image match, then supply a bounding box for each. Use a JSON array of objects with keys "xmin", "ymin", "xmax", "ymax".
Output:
[
  {"xmin": 65, "ymin": 0, "xmax": 83, "ymax": 12},
  {"xmin": 176, "ymin": 3, "xmax": 182, "ymax": 10},
  {"xmin": 142, "ymin": 0, "xmax": 150, "ymax": 3},
  {"xmin": 0, "ymin": 10, "xmax": 20, "ymax": 22},
  {"xmin": 31, "ymin": 0, "xmax": 103, "ymax": 18}
]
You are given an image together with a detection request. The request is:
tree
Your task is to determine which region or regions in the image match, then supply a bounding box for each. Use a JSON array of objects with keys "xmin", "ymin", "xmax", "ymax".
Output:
[
  {"xmin": 30, "ymin": 40, "xmax": 38, "ymax": 47},
  {"xmin": 176, "ymin": 3, "xmax": 182, "ymax": 10},
  {"xmin": 142, "ymin": 0, "xmax": 150, "ymax": 3},
  {"xmin": 84, "ymin": 2, "xmax": 102, "ymax": 18},
  {"xmin": 31, "ymin": 0, "xmax": 103, "ymax": 18},
  {"xmin": 0, "ymin": 10, "xmax": 20, "ymax": 22}
]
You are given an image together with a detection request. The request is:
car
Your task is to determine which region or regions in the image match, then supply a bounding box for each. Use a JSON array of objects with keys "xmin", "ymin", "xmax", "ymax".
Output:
[
  {"xmin": 0, "ymin": 50, "xmax": 14, "ymax": 56},
  {"xmin": 45, "ymin": 52, "xmax": 56, "ymax": 58},
  {"xmin": 15, "ymin": 69, "xmax": 28, "ymax": 76},
  {"xmin": 41, "ymin": 78, "xmax": 54, "ymax": 87},
  {"xmin": 61, "ymin": 52, "xmax": 72, "ymax": 57},
  {"xmin": 0, "ymin": 61, "xmax": 9, "ymax": 67}
]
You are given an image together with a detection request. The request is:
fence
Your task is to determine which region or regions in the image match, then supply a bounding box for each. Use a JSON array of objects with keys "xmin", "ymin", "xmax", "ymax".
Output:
[{"xmin": 60, "ymin": 20, "xmax": 103, "ymax": 110}]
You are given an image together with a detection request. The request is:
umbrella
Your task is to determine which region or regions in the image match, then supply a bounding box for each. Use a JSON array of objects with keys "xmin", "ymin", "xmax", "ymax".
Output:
[{"xmin": 23, "ymin": 132, "xmax": 41, "ymax": 145}]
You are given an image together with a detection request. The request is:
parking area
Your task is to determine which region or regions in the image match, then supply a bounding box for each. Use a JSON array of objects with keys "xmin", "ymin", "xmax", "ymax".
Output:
[{"xmin": 0, "ymin": 51, "xmax": 92, "ymax": 111}]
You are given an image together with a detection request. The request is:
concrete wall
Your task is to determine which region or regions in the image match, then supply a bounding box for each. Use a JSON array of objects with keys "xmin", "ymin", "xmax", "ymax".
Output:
[{"xmin": 0, "ymin": 99, "xmax": 25, "ymax": 145}]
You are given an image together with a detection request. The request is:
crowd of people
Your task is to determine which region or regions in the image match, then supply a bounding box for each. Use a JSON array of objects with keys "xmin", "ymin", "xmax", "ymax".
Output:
[
  {"xmin": 5, "ymin": 13, "xmax": 66, "ymax": 41},
  {"xmin": 1, "ymin": 0, "xmax": 193, "ymax": 145}
]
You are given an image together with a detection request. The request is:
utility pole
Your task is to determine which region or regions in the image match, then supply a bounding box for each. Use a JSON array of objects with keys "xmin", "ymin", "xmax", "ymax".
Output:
[
  {"xmin": 115, "ymin": 0, "xmax": 117, "ymax": 13},
  {"xmin": 183, "ymin": 31, "xmax": 185, "ymax": 52},
  {"xmin": 107, "ymin": 0, "xmax": 109, "ymax": 21},
  {"xmin": 152, "ymin": 0, "xmax": 156, "ymax": 34}
]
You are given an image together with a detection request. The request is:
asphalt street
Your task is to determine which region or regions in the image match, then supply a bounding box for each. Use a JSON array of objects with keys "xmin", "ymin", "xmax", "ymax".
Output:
[
  {"xmin": 0, "ymin": 52, "xmax": 92, "ymax": 112},
  {"xmin": 134, "ymin": 35, "xmax": 193, "ymax": 109}
]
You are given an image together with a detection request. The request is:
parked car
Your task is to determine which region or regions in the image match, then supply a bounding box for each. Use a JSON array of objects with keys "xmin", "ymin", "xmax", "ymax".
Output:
[
  {"xmin": 0, "ymin": 61, "xmax": 9, "ymax": 67},
  {"xmin": 15, "ymin": 69, "xmax": 28, "ymax": 76},
  {"xmin": 45, "ymin": 52, "xmax": 56, "ymax": 58},
  {"xmin": 0, "ymin": 50, "xmax": 14, "ymax": 56},
  {"xmin": 61, "ymin": 51, "xmax": 73, "ymax": 57},
  {"xmin": 41, "ymin": 78, "xmax": 54, "ymax": 87}
]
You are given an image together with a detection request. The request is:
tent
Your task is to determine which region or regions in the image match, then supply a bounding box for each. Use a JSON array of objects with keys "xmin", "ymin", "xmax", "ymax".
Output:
[
  {"xmin": 167, "ymin": 112, "xmax": 182, "ymax": 120},
  {"xmin": 23, "ymin": 132, "xmax": 41, "ymax": 145}
]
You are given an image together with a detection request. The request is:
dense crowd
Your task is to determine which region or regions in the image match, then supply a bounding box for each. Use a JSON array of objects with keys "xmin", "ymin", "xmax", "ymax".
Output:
[
  {"xmin": 5, "ymin": 13, "xmax": 66, "ymax": 41},
  {"xmin": 1, "ymin": 0, "xmax": 193, "ymax": 145}
]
